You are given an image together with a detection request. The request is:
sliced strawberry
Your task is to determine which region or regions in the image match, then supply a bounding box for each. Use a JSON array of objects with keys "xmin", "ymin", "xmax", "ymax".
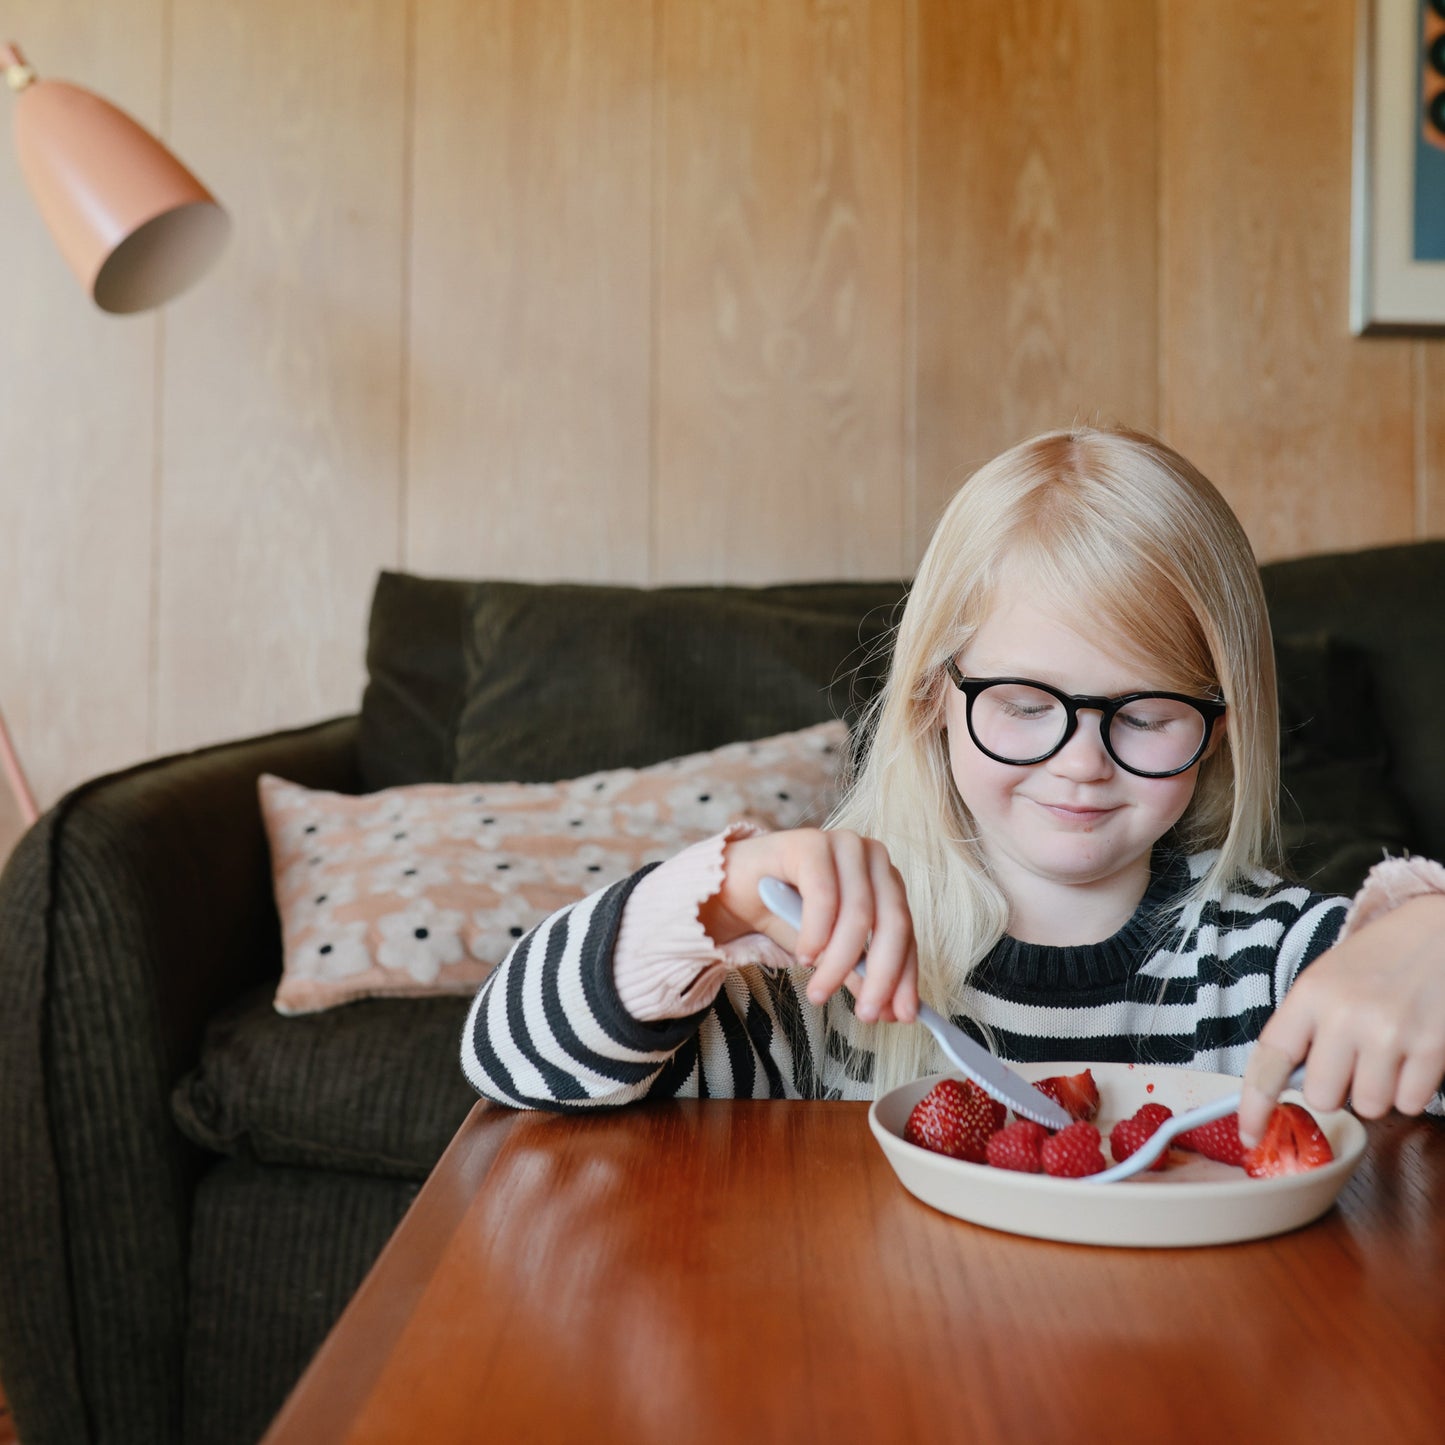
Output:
[
  {"xmin": 1034, "ymin": 1069, "xmax": 1101, "ymax": 1123},
  {"xmin": 1039, "ymin": 1121, "xmax": 1107, "ymax": 1177},
  {"xmin": 1174, "ymin": 1113, "xmax": 1246, "ymax": 1167},
  {"xmin": 1108, "ymin": 1104, "xmax": 1174, "ymax": 1171},
  {"xmin": 1242, "ymin": 1102, "xmax": 1335, "ymax": 1178},
  {"xmin": 904, "ymin": 1078, "xmax": 1003, "ymax": 1163},
  {"xmin": 985, "ymin": 1119, "xmax": 1047, "ymax": 1173}
]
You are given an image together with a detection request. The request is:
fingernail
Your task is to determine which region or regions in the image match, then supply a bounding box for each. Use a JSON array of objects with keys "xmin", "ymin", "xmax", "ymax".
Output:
[
  {"xmin": 796, "ymin": 952, "xmax": 814, "ymax": 968},
  {"xmin": 857, "ymin": 1002, "xmax": 876, "ymax": 1022}
]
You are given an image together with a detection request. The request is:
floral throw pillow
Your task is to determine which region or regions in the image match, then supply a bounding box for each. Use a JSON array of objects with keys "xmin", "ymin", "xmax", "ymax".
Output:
[{"xmin": 261, "ymin": 720, "xmax": 848, "ymax": 1015}]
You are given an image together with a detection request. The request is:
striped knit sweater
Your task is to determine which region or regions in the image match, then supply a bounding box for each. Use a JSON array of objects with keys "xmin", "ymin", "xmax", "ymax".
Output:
[{"xmin": 460, "ymin": 849, "xmax": 1350, "ymax": 1109}]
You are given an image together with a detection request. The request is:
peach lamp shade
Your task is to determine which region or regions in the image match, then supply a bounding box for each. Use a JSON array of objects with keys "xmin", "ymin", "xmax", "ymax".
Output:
[{"xmin": 3, "ymin": 41, "xmax": 229, "ymax": 313}]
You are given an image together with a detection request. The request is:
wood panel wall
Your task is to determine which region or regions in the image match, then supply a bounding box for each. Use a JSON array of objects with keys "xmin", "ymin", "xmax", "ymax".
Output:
[{"xmin": 1, "ymin": 0, "xmax": 1441, "ymax": 838}]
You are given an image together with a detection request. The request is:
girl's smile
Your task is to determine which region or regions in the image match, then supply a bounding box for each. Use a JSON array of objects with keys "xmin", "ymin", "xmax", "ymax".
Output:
[{"xmin": 945, "ymin": 594, "xmax": 1214, "ymax": 944}]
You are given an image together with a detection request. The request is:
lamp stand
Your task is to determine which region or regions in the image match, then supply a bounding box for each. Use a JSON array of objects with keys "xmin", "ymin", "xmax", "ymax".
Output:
[{"xmin": 0, "ymin": 700, "xmax": 38, "ymax": 826}]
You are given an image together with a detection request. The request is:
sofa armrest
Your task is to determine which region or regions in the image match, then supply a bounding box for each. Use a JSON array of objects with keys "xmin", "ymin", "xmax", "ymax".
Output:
[{"xmin": 0, "ymin": 715, "xmax": 361, "ymax": 1445}]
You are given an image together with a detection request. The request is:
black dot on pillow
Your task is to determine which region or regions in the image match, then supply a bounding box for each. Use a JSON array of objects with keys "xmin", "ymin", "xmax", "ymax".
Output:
[
  {"xmin": 697, "ymin": 793, "xmax": 710, "ymax": 802},
  {"xmin": 403, "ymin": 868, "xmax": 417, "ymax": 877},
  {"xmin": 776, "ymin": 791, "xmax": 790, "ymax": 800},
  {"xmin": 587, "ymin": 864, "xmax": 601, "ymax": 872},
  {"xmin": 314, "ymin": 894, "xmax": 327, "ymax": 905},
  {"xmin": 414, "ymin": 927, "xmax": 430, "ymax": 940},
  {"xmin": 509, "ymin": 926, "xmax": 524, "ymax": 938},
  {"xmin": 496, "ymin": 862, "xmax": 510, "ymax": 870},
  {"xmin": 318, "ymin": 943, "xmax": 333, "ymax": 956}
]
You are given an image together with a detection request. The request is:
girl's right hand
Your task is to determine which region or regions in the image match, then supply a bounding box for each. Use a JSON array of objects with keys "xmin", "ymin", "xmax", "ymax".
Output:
[{"xmin": 696, "ymin": 828, "xmax": 919, "ymax": 1025}]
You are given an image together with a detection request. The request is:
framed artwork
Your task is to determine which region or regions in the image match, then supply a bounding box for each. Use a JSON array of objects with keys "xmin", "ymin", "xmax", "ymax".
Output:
[{"xmin": 1351, "ymin": 0, "xmax": 1445, "ymax": 334}]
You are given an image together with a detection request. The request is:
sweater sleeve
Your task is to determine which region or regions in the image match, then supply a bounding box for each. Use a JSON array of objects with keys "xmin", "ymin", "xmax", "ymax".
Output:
[
  {"xmin": 459, "ymin": 830, "xmax": 828, "ymax": 1111},
  {"xmin": 613, "ymin": 822, "xmax": 796, "ymax": 1020}
]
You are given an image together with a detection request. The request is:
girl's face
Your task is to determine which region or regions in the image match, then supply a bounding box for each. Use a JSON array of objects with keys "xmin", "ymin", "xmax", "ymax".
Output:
[{"xmin": 944, "ymin": 592, "xmax": 1211, "ymax": 914}]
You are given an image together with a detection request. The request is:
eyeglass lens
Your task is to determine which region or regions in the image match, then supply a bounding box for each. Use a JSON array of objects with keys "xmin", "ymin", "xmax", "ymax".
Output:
[{"xmin": 970, "ymin": 682, "xmax": 1206, "ymax": 774}]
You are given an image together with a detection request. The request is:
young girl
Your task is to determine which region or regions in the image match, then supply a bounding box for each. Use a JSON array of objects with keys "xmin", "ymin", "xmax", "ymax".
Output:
[{"xmin": 461, "ymin": 425, "xmax": 1445, "ymax": 1143}]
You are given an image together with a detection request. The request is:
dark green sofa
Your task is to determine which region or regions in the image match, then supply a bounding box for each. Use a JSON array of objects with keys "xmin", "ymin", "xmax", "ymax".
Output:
[{"xmin": 1, "ymin": 544, "xmax": 1440, "ymax": 1445}]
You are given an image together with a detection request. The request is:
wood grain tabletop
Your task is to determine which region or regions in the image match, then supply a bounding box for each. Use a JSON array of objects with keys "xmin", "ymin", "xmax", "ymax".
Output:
[{"xmin": 264, "ymin": 1100, "xmax": 1445, "ymax": 1445}]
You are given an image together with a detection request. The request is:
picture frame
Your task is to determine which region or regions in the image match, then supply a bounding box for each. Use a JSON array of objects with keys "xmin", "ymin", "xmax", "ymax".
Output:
[{"xmin": 1350, "ymin": 0, "xmax": 1445, "ymax": 334}]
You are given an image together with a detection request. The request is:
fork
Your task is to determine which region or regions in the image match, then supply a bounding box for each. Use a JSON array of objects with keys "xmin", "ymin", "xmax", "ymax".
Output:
[
  {"xmin": 756, "ymin": 876, "xmax": 1072, "ymax": 1130},
  {"xmin": 1085, "ymin": 1065, "xmax": 1309, "ymax": 1183}
]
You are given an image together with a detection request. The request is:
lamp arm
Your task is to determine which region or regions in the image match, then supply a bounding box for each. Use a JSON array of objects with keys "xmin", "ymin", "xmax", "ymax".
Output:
[{"xmin": 0, "ymin": 701, "xmax": 39, "ymax": 826}]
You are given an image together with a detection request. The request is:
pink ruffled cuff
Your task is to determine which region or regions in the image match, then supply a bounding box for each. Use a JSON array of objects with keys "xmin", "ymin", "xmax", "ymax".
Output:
[
  {"xmin": 613, "ymin": 821, "xmax": 796, "ymax": 1022},
  {"xmin": 1339, "ymin": 854, "xmax": 1445, "ymax": 941}
]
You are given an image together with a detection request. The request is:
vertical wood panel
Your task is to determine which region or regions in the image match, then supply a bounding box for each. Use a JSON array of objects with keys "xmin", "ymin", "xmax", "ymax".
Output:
[
  {"xmin": 406, "ymin": 0, "xmax": 654, "ymax": 584},
  {"xmin": 0, "ymin": 2, "xmax": 160, "ymax": 810},
  {"xmin": 1424, "ymin": 346, "xmax": 1445, "ymax": 536},
  {"xmin": 654, "ymin": 0, "xmax": 906, "ymax": 584},
  {"xmin": 914, "ymin": 0, "xmax": 1158, "ymax": 547},
  {"xmin": 1160, "ymin": 0, "xmax": 1414, "ymax": 561},
  {"xmin": 157, "ymin": 0, "xmax": 406, "ymax": 753}
]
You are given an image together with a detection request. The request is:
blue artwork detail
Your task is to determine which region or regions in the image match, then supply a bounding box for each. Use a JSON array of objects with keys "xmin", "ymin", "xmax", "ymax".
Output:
[{"xmin": 1417, "ymin": 0, "xmax": 1445, "ymax": 259}]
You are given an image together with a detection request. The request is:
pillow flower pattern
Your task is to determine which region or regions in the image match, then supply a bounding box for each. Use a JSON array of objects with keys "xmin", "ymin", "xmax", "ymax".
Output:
[{"xmin": 261, "ymin": 720, "xmax": 848, "ymax": 1015}]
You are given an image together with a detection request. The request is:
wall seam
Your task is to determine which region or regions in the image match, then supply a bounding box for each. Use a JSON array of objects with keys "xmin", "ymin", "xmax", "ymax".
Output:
[
  {"xmin": 1155, "ymin": 0, "xmax": 1168, "ymax": 438},
  {"xmin": 903, "ymin": 0, "xmax": 919, "ymax": 570},
  {"xmin": 647, "ymin": 0, "xmax": 664, "ymax": 587},
  {"xmin": 148, "ymin": 0, "xmax": 177, "ymax": 758},
  {"xmin": 397, "ymin": 0, "xmax": 418, "ymax": 571}
]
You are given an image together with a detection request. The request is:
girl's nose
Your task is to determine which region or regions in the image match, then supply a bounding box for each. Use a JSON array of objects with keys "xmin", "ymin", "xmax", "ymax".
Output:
[{"xmin": 1048, "ymin": 711, "xmax": 1114, "ymax": 780}]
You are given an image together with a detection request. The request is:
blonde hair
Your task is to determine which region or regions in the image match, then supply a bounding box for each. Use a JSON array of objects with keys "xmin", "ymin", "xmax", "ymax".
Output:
[{"xmin": 827, "ymin": 424, "xmax": 1281, "ymax": 1095}]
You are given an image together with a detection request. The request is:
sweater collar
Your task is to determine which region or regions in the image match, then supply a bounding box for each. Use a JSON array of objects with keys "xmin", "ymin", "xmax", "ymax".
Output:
[{"xmin": 975, "ymin": 850, "xmax": 1192, "ymax": 991}]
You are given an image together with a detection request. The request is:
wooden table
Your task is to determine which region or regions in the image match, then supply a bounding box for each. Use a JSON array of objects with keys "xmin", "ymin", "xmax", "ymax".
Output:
[{"xmin": 264, "ymin": 1101, "xmax": 1445, "ymax": 1443}]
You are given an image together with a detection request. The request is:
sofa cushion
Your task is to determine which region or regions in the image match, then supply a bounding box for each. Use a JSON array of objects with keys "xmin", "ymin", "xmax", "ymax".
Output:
[
  {"xmin": 1262, "ymin": 541, "xmax": 1445, "ymax": 860},
  {"xmin": 357, "ymin": 571, "xmax": 475, "ymax": 791},
  {"xmin": 184, "ymin": 1158, "xmax": 419, "ymax": 1445},
  {"xmin": 260, "ymin": 720, "xmax": 847, "ymax": 1015},
  {"xmin": 172, "ymin": 990, "xmax": 476, "ymax": 1179},
  {"xmin": 453, "ymin": 579, "xmax": 908, "ymax": 782}
]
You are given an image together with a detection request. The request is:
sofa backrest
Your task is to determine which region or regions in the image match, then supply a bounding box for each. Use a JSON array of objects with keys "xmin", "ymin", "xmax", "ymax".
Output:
[
  {"xmin": 1261, "ymin": 541, "xmax": 1445, "ymax": 862},
  {"xmin": 359, "ymin": 572, "xmax": 909, "ymax": 791},
  {"xmin": 361, "ymin": 544, "xmax": 1442, "ymax": 891}
]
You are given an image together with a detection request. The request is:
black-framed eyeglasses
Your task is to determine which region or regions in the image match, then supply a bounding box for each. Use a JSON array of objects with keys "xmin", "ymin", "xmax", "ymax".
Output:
[{"xmin": 945, "ymin": 660, "xmax": 1226, "ymax": 779}]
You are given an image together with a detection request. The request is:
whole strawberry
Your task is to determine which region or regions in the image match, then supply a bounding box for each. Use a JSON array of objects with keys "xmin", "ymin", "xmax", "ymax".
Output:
[
  {"xmin": 1242, "ymin": 1103, "xmax": 1334, "ymax": 1178},
  {"xmin": 904, "ymin": 1078, "xmax": 1003, "ymax": 1163},
  {"xmin": 1174, "ymin": 1113, "xmax": 1246, "ymax": 1167},
  {"xmin": 985, "ymin": 1119, "xmax": 1048, "ymax": 1173},
  {"xmin": 1040, "ymin": 1121, "xmax": 1107, "ymax": 1177},
  {"xmin": 1034, "ymin": 1069, "xmax": 1101, "ymax": 1123},
  {"xmin": 1109, "ymin": 1103, "xmax": 1175, "ymax": 1170}
]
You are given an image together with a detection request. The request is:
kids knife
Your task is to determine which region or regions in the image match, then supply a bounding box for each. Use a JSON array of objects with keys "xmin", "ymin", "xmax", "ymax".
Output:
[{"xmin": 757, "ymin": 876, "xmax": 1072, "ymax": 1130}]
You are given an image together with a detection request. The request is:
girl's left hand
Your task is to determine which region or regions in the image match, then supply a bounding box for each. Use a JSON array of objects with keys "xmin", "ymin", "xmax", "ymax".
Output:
[{"xmin": 1239, "ymin": 893, "xmax": 1445, "ymax": 1146}]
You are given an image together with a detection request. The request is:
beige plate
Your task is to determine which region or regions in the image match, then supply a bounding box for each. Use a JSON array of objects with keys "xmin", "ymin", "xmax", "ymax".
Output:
[{"xmin": 869, "ymin": 1061, "xmax": 1368, "ymax": 1248}]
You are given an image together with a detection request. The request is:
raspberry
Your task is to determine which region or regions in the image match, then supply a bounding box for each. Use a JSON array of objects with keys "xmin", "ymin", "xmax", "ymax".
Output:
[
  {"xmin": 1174, "ymin": 1113, "xmax": 1246, "ymax": 1167},
  {"xmin": 1109, "ymin": 1104, "xmax": 1174, "ymax": 1171},
  {"xmin": 1133, "ymin": 1102, "xmax": 1174, "ymax": 1130},
  {"xmin": 985, "ymin": 1119, "xmax": 1047, "ymax": 1173},
  {"xmin": 1039, "ymin": 1121, "xmax": 1107, "ymax": 1177}
]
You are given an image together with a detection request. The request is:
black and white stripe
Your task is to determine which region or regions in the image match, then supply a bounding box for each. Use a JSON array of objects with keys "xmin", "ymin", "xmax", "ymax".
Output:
[{"xmin": 461, "ymin": 852, "xmax": 1354, "ymax": 1110}]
